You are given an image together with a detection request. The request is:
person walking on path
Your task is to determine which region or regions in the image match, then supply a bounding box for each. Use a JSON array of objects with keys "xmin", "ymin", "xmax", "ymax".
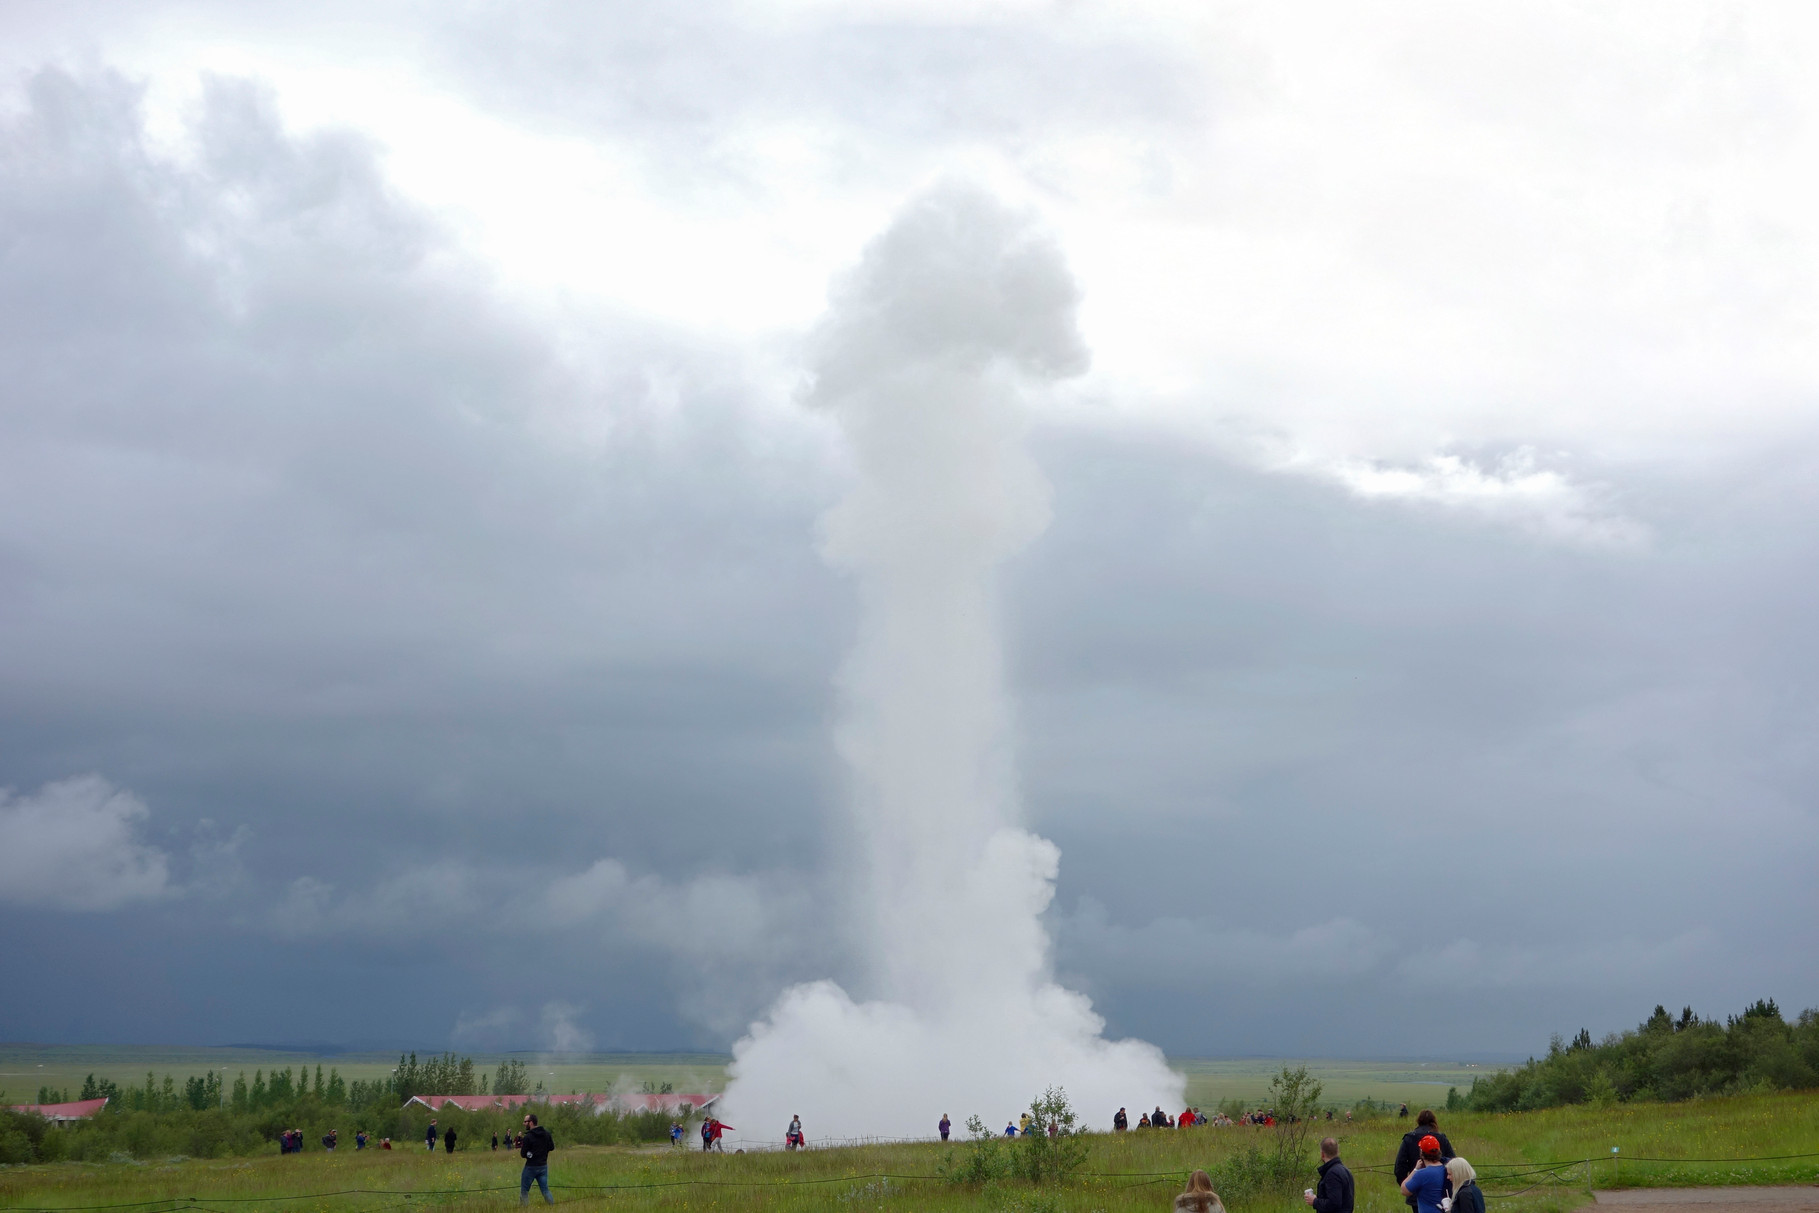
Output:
[
  {"xmin": 1305, "ymin": 1137, "xmax": 1354, "ymax": 1213},
  {"xmin": 1401, "ymin": 1136, "xmax": 1450, "ymax": 1213},
  {"xmin": 1393, "ymin": 1110, "xmax": 1454, "ymax": 1211},
  {"xmin": 1175, "ymin": 1170, "xmax": 1226, "ymax": 1213},
  {"xmin": 444, "ymin": 1125, "xmax": 457, "ymax": 1154},
  {"xmin": 1445, "ymin": 1158, "xmax": 1483, "ymax": 1213},
  {"xmin": 670, "ymin": 1122, "xmax": 683, "ymax": 1148},
  {"xmin": 519, "ymin": 1113, "xmax": 555, "ymax": 1206},
  {"xmin": 426, "ymin": 1120, "xmax": 438, "ymax": 1152},
  {"xmin": 939, "ymin": 1114, "xmax": 951, "ymax": 1142}
]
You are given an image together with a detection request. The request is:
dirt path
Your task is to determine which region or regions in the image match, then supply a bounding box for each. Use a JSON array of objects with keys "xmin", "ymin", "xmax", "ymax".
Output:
[{"xmin": 1594, "ymin": 1189, "xmax": 1819, "ymax": 1213}]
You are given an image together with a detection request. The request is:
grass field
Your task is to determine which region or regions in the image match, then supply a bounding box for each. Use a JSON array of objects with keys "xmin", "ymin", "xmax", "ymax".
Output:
[
  {"xmin": 2, "ymin": 1091, "xmax": 1814, "ymax": 1213},
  {"xmin": 2, "ymin": 1048, "xmax": 1489, "ymax": 1112},
  {"xmin": 1176, "ymin": 1061, "xmax": 1490, "ymax": 1111}
]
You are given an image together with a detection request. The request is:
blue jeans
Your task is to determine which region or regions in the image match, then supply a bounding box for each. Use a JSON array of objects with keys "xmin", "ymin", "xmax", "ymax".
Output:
[{"xmin": 521, "ymin": 1165, "xmax": 552, "ymax": 1205}]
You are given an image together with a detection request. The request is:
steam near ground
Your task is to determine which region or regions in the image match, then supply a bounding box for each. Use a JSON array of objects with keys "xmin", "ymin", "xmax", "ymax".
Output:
[{"xmin": 718, "ymin": 186, "xmax": 1183, "ymax": 1143}]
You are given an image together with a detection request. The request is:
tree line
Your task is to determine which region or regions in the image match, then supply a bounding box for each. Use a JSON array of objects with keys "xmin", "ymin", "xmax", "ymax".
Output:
[
  {"xmin": 0, "ymin": 1052, "xmax": 671, "ymax": 1165},
  {"xmin": 1463, "ymin": 999, "xmax": 1819, "ymax": 1111}
]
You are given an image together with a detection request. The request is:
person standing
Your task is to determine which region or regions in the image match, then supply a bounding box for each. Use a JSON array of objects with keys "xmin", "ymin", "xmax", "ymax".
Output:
[
  {"xmin": 519, "ymin": 1113, "xmax": 555, "ymax": 1206},
  {"xmin": 1401, "ymin": 1136, "xmax": 1450, "ymax": 1213},
  {"xmin": 444, "ymin": 1125, "xmax": 457, "ymax": 1154},
  {"xmin": 1304, "ymin": 1137, "xmax": 1354, "ymax": 1213},
  {"xmin": 1175, "ymin": 1169, "xmax": 1226, "ymax": 1213},
  {"xmin": 670, "ymin": 1122, "xmax": 683, "ymax": 1148},
  {"xmin": 701, "ymin": 1118, "xmax": 713, "ymax": 1151},
  {"xmin": 356, "ymin": 1130, "xmax": 367, "ymax": 1150},
  {"xmin": 426, "ymin": 1120, "xmax": 438, "ymax": 1152},
  {"xmin": 1113, "ymin": 1108, "xmax": 1128, "ymax": 1131},
  {"xmin": 939, "ymin": 1114, "xmax": 951, "ymax": 1142},
  {"xmin": 1446, "ymin": 1158, "xmax": 1483, "ymax": 1213},
  {"xmin": 1393, "ymin": 1110, "xmax": 1455, "ymax": 1212},
  {"xmin": 492, "ymin": 1132, "xmax": 499, "ymax": 1151}
]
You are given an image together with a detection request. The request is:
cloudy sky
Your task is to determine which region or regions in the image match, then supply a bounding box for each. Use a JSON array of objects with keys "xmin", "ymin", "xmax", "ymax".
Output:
[{"xmin": 2, "ymin": 0, "xmax": 1816, "ymax": 1060}]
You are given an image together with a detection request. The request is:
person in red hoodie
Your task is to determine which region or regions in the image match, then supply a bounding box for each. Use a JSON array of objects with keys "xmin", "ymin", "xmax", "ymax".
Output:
[
  {"xmin": 1180, "ymin": 1107, "xmax": 1195, "ymax": 1128},
  {"xmin": 707, "ymin": 1118, "xmax": 733, "ymax": 1151}
]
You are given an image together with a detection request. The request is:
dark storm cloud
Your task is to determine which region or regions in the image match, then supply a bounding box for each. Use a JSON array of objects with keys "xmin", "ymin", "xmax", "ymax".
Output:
[
  {"xmin": 0, "ymin": 67, "xmax": 853, "ymax": 1045},
  {"xmin": 1017, "ymin": 429, "xmax": 1819, "ymax": 1054}
]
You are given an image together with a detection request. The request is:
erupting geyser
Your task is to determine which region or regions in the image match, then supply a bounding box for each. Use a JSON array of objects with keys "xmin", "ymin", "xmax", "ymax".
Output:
[{"xmin": 719, "ymin": 185, "xmax": 1183, "ymax": 1141}]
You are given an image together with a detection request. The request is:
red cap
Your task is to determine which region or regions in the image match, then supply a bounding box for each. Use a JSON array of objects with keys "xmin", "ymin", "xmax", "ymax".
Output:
[{"xmin": 1419, "ymin": 1135, "xmax": 1441, "ymax": 1154}]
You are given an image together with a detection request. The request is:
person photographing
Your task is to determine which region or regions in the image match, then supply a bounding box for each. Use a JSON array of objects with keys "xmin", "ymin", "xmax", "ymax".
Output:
[
  {"xmin": 1400, "ymin": 1135, "xmax": 1450, "ymax": 1213},
  {"xmin": 1393, "ymin": 1111, "xmax": 1454, "ymax": 1213}
]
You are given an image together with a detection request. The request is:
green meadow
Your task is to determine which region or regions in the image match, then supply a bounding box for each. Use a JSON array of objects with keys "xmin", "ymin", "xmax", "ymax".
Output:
[
  {"xmin": 2, "ymin": 1091, "xmax": 1815, "ymax": 1213},
  {"xmin": 3, "ymin": 1048, "xmax": 1488, "ymax": 1112}
]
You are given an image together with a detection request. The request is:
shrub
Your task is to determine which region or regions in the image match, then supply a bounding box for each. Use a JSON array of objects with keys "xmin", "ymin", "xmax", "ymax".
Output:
[
  {"xmin": 1016, "ymin": 1087, "xmax": 1088, "ymax": 1186},
  {"xmin": 940, "ymin": 1115, "xmax": 1012, "ymax": 1184}
]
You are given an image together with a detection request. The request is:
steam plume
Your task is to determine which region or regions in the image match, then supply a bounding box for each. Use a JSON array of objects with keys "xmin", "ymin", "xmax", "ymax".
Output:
[{"xmin": 719, "ymin": 185, "xmax": 1182, "ymax": 1140}]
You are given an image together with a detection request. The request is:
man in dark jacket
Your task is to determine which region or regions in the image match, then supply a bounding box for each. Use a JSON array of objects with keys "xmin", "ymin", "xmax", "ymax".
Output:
[
  {"xmin": 1306, "ymin": 1137, "xmax": 1354, "ymax": 1213},
  {"xmin": 1393, "ymin": 1111, "xmax": 1454, "ymax": 1211},
  {"xmin": 519, "ymin": 1113, "xmax": 555, "ymax": 1206}
]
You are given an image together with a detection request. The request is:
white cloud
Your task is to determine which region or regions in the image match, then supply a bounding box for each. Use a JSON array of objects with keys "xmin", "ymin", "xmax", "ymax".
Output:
[
  {"xmin": 1309, "ymin": 447, "xmax": 1648, "ymax": 547},
  {"xmin": 538, "ymin": 1001, "xmax": 593, "ymax": 1053},
  {"xmin": 0, "ymin": 775, "xmax": 174, "ymax": 911}
]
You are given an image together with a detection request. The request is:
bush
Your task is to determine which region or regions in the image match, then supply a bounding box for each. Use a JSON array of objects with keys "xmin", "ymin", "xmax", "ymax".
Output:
[
  {"xmin": 1468, "ymin": 1000, "xmax": 1819, "ymax": 1111},
  {"xmin": 1267, "ymin": 1066, "xmax": 1324, "ymax": 1166},
  {"xmin": 1015, "ymin": 1088, "xmax": 1088, "ymax": 1186},
  {"xmin": 941, "ymin": 1088, "xmax": 1087, "ymax": 1187},
  {"xmin": 941, "ymin": 1115, "xmax": 1012, "ymax": 1184},
  {"xmin": 1207, "ymin": 1146, "xmax": 1306, "ymax": 1204}
]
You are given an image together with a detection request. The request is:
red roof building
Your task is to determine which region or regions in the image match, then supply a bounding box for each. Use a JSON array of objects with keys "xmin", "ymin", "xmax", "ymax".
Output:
[
  {"xmin": 402, "ymin": 1093, "xmax": 716, "ymax": 1115},
  {"xmin": 7, "ymin": 1097, "xmax": 109, "ymax": 1123}
]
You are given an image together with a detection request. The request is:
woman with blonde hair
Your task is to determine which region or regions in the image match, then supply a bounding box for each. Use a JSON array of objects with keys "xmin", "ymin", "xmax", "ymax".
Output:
[
  {"xmin": 1444, "ymin": 1157, "xmax": 1482, "ymax": 1213},
  {"xmin": 1176, "ymin": 1170, "xmax": 1226, "ymax": 1213}
]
